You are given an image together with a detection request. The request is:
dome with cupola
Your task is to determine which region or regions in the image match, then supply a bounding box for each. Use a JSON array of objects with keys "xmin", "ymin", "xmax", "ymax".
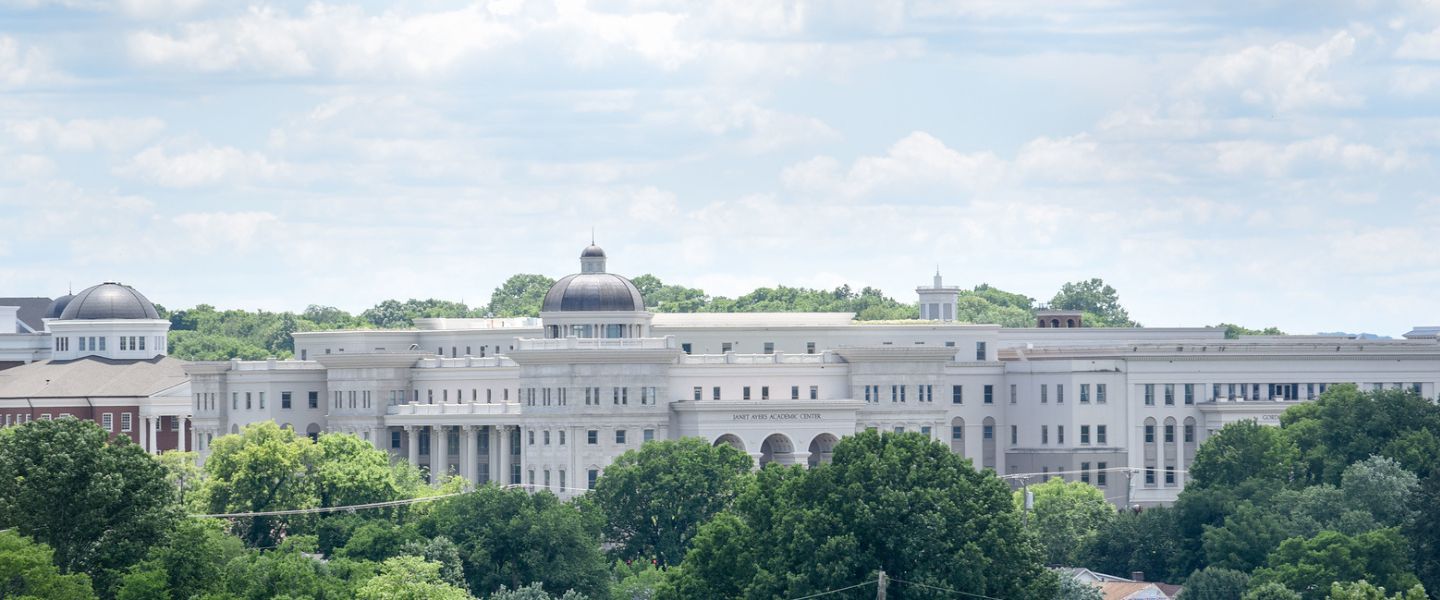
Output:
[
  {"xmin": 57, "ymin": 283, "xmax": 161, "ymax": 320},
  {"xmin": 541, "ymin": 245, "xmax": 645, "ymax": 313}
]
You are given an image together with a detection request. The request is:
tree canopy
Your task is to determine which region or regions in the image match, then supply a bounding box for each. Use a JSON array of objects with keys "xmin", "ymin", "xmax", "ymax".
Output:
[{"xmin": 1015, "ymin": 476, "xmax": 1114, "ymax": 566}]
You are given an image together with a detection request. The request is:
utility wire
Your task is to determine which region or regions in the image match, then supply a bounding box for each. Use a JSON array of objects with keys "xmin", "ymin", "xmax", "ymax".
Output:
[
  {"xmin": 887, "ymin": 576, "xmax": 1005, "ymax": 600},
  {"xmin": 785, "ymin": 580, "xmax": 877, "ymax": 600}
]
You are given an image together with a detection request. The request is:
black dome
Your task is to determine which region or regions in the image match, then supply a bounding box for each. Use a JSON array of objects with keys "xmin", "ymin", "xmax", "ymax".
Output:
[
  {"xmin": 43, "ymin": 294, "xmax": 75, "ymax": 319},
  {"xmin": 58, "ymin": 283, "xmax": 161, "ymax": 320},
  {"xmin": 542, "ymin": 273, "xmax": 645, "ymax": 312},
  {"xmin": 580, "ymin": 244, "xmax": 606, "ymax": 258}
]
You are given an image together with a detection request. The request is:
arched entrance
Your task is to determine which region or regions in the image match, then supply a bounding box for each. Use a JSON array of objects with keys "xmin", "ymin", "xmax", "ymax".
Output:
[
  {"xmin": 807, "ymin": 433, "xmax": 839, "ymax": 467},
  {"xmin": 759, "ymin": 433, "xmax": 795, "ymax": 467},
  {"xmin": 305, "ymin": 423, "xmax": 321, "ymax": 442},
  {"xmin": 713, "ymin": 434, "xmax": 745, "ymax": 452}
]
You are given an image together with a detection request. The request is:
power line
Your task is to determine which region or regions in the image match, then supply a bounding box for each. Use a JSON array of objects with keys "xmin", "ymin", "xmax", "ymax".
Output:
[
  {"xmin": 786, "ymin": 580, "xmax": 877, "ymax": 600},
  {"xmin": 887, "ymin": 576, "xmax": 1005, "ymax": 600}
]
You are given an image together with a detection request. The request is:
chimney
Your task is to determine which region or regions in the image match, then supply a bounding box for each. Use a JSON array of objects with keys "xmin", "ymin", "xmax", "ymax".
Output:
[{"xmin": 1131, "ymin": 572, "xmax": 1145, "ymax": 582}]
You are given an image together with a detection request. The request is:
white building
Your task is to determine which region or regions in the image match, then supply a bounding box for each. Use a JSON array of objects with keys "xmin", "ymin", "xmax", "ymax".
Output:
[
  {"xmin": 4, "ymin": 247, "xmax": 1439, "ymax": 506},
  {"xmin": 175, "ymin": 245, "xmax": 1440, "ymax": 505}
]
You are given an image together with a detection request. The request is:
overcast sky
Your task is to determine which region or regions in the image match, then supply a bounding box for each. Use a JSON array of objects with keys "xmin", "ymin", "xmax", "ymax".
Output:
[{"xmin": 2, "ymin": 1, "xmax": 1438, "ymax": 335}]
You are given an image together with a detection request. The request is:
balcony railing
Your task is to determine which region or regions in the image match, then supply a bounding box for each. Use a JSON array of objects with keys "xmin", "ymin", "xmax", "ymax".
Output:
[
  {"xmin": 513, "ymin": 336, "xmax": 677, "ymax": 351},
  {"xmin": 386, "ymin": 402, "xmax": 522, "ymax": 416}
]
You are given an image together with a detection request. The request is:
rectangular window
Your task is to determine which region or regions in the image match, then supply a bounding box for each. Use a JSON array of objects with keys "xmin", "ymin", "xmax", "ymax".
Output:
[
  {"xmin": 137, "ymin": 336, "xmax": 143, "ymax": 350},
  {"xmin": 763, "ymin": 342, "xmax": 774, "ymax": 354},
  {"xmin": 391, "ymin": 431, "xmax": 401, "ymax": 449},
  {"xmin": 693, "ymin": 386, "xmax": 702, "ymax": 401},
  {"xmin": 1081, "ymin": 462, "xmax": 1091, "ymax": 484},
  {"xmin": 1081, "ymin": 383, "xmax": 1090, "ymax": 403},
  {"xmin": 952, "ymin": 385, "xmax": 963, "ymax": 404},
  {"xmin": 975, "ymin": 341, "xmax": 987, "ymax": 361},
  {"xmin": 713, "ymin": 387, "xmax": 721, "ymax": 401},
  {"xmin": 761, "ymin": 386, "xmax": 769, "ymax": 400},
  {"xmin": 121, "ymin": 413, "xmax": 132, "ymax": 432},
  {"xmin": 894, "ymin": 426, "xmax": 904, "ymax": 434},
  {"xmin": 308, "ymin": 391, "xmax": 318, "ymax": 409},
  {"xmin": 1145, "ymin": 425, "xmax": 1155, "ymax": 443},
  {"xmin": 543, "ymin": 431, "xmax": 550, "ymax": 445},
  {"xmin": 1010, "ymin": 425, "xmax": 1017, "ymax": 445},
  {"xmin": 587, "ymin": 430, "xmax": 598, "ymax": 444},
  {"xmin": 232, "ymin": 392, "xmax": 238, "ymax": 410},
  {"xmin": 1164, "ymin": 424, "xmax": 1175, "ymax": 443},
  {"xmin": 101, "ymin": 413, "xmax": 114, "ymax": 431},
  {"xmin": 1010, "ymin": 384, "xmax": 1017, "ymax": 404},
  {"xmin": 1097, "ymin": 384, "xmax": 1107, "ymax": 404},
  {"xmin": 98, "ymin": 337, "xmax": 106, "ymax": 351},
  {"xmin": 1041, "ymin": 384, "xmax": 1048, "ymax": 404},
  {"xmin": 722, "ymin": 342, "xmax": 733, "ymax": 353},
  {"xmin": 1097, "ymin": 425, "xmax": 1107, "ymax": 444},
  {"xmin": 1184, "ymin": 384, "xmax": 1195, "ymax": 405},
  {"xmin": 259, "ymin": 392, "xmax": 266, "ymax": 409},
  {"xmin": 1144, "ymin": 384, "xmax": 1155, "ymax": 405},
  {"xmin": 743, "ymin": 387, "xmax": 751, "ymax": 400},
  {"xmin": 560, "ymin": 431, "xmax": 566, "ymax": 445},
  {"xmin": 281, "ymin": 392, "xmax": 292, "ymax": 409},
  {"xmin": 1057, "ymin": 425, "xmax": 1064, "ymax": 445},
  {"xmin": 1145, "ymin": 469, "xmax": 1156, "ymax": 486},
  {"xmin": 120, "ymin": 337, "xmax": 128, "ymax": 351},
  {"xmin": 643, "ymin": 429, "xmax": 655, "ymax": 442},
  {"xmin": 983, "ymin": 425, "xmax": 993, "ymax": 439},
  {"xmin": 1097, "ymin": 462, "xmax": 1108, "ymax": 486},
  {"xmin": 921, "ymin": 425, "xmax": 932, "ymax": 437},
  {"xmin": 806, "ymin": 342, "xmax": 816, "ymax": 354},
  {"xmin": 1041, "ymin": 425, "xmax": 1049, "ymax": 444},
  {"xmin": 791, "ymin": 386, "xmax": 799, "ymax": 400},
  {"xmin": 984, "ymin": 385, "xmax": 994, "ymax": 404},
  {"xmin": 588, "ymin": 469, "xmax": 599, "ymax": 489},
  {"xmin": 1185, "ymin": 424, "xmax": 1195, "ymax": 443},
  {"xmin": 1080, "ymin": 425, "xmax": 1090, "ymax": 444},
  {"xmin": 809, "ymin": 385, "xmax": 818, "ymax": 400},
  {"xmin": 900, "ymin": 386, "xmax": 906, "ymax": 402},
  {"xmin": 245, "ymin": 392, "xmax": 252, "ymax": 410},
  {"xmin": 1165, "ymin": 384, "xmax": 1175, "ymax": 405},
  {"xmin": 952, "ymin": 426, "xmax": 963, "ymax": 440},
  {"xmin": 681, "ymin": 343, "xmax": 692, "ymax": 354},
  {"xmin": 615, "ymin": 430, "xmax": 627, "ymax": 444}
]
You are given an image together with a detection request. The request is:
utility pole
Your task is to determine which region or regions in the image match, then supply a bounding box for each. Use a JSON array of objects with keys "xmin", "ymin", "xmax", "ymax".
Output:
[{"xmin": 876, "ymin": 569, "xmax": 887, "ymax": 600}]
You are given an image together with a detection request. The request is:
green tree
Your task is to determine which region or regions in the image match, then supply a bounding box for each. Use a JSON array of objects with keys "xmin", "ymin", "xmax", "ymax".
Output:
[
  {"xmin": 1326, "ymin": 581, "xmax": 1427, "ymax": 600},
  {"xmin": 1404, "ymin": 473, "xmax": 1440, "ymax": 596},
  {"xmin": 1048, "ymin": 278, "xmax": 1138, "ymax": 327},
  {"xmin": 591, "ymin": 438, "xmax": 752, "ymax": 565},
  {"xmin": 1180, "ymin": 567, "xmax": 1250, "ymax": 600},
  {"xmin": 1056, "ymin": 576, "xmax": 1103, "ymax": 600},
  {"xmin": 1244, "ymin": 583, "xmax": 1303, "ymax": 600},
  {"xmin": 1083, "ymin": 506, "xmax": 1185, "ymax": 584},
  {"xmin": 400, "ymin": 536, "xmax": 468, "ymax": 590},
  {"xmin": 1015, "ymin": 477, "xmax": 1114, "ymax": 565},
  {"xmin": 608, "ymin": 560, "xmax": 664, "ymax": 600},
  {"xmin": 355, "ymin": 556, "xmax": 473, "ymax": 600},
  {"xmin": 0, "ymin": 531, "xmax": 97, "ymax": 600},
  {"xmin": 115, "ymin": 563, "xmax": 169, "ymax": 600},
  {"xmin": 217, "ymin": 537, "xmax": 357, "ymax": 600},
  {"xmin": 0, "ymin": 419, "xmax": 176, "ymax": 594},
  {"xmin": 123, "ymin": 518, "xmax": 243, "ymax": 600},
  {"xmin": 661, "ymin": 431, "xmax": 1054, "ymax": 600},
  {"xmin": 487, "ymin": 274, "xmax": 556, "ymax": 317},
  {"xmin": 488, "ymin": 583, "xmax": 591, "ymax": 600},
  {"xmin": 169, "ymin": 330, "xmax": 273, "ymax": 360},
  {"xmin": 156, "ymin": 450, "xmax": 205, "ymax": 510},
  {"xmin": 1282, "ymin": 385, "xmax": 1440, "ymax": 484},
  {"xmin": 1216, "ymin": 324, "xmax": 1286, "ymax": 339},
  {"xmin": 630, "ymin": 275, "xmax": 709, "ymax": 313},
  {"xmin": 421, "ymin": 486, "xmax": 607, "ymax": 598},
  {"xmin": 1251, "ymin": 529, "xmax": 1420, "ymax": 600},
  {"xmin": 1340, "ymin": 457, "xmax": 1418, "ymax": 527},
  {"xmin": 1189, "ymin": 420, "xmax": 1297, "ymax": 491}
]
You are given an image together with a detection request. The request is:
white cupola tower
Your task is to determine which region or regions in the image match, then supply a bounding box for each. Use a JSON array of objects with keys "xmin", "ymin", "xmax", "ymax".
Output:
[{"xmin": 916, "ymin": 269, "xmax": 961, "ymax": 322}]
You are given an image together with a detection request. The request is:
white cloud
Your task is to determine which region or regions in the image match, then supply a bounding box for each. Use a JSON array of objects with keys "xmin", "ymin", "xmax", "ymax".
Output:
[
  {"xmin": 2, "ymin": 117, "xmax": 165, "ymax": 151},
  {"xmin": 1014, "ymin": 134, "xmax": 1137, "ymax": 183},
  {"xmin": 1396, "ymin": 26, "xmax": 1440, "ymax": 59},
  {"xmin": 115, "ymin": 143, "xmax": 288, "ymax": 187},
  {"xmin": 1211, "ymin": 135, "xmax": 1412, "ymax": 177},
  {"xmin": 782, "ymin": 131, "xmax": 1004, "ymax": 199},
  {"xmin": 0, "ymin": 36, "xmax": 55, "ymax": 87},
  {"xmin": 1183, "ymin": 31, "xmax": 1360, "ymax": 111},
  {"xmin": 669, "ymin": 94, "xmax": 840, "ymax": 152},
  {"xmin": 171, "ymin": 211, "xmax": 279, "ymax": 252}
]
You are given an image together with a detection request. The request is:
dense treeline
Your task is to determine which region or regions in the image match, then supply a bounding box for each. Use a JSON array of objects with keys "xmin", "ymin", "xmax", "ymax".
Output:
[
  {"xmin": 1, "ymin": 385, "xmax": 1430, "ymax": 599},
  {"xmin": 163, "ymin": 274, "xmax": 1236, "ymax": 361}
]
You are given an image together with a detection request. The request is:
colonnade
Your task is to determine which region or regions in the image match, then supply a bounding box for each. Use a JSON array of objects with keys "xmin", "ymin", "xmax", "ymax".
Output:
[
  {"xmin": 138, "ymin": 414, "xmax": 192, "ymax": 454},
  {"xmin": 405, "ymin": 424, "xmax": 517, "ymax": 487}
]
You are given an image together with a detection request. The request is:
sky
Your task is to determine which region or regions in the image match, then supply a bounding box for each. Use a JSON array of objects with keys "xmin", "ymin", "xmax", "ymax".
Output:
[{"xmin": 1, "ymin": 0, "xmax": 1439, "ymax": 336}]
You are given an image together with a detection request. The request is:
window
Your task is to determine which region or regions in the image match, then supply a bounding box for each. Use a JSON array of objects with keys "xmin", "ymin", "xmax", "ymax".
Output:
[
  {"xmin": 1097, "ymin": 463, "xmax": 1108, "ymax": 486},
  {"xmin": 98, "ymin": 337, "xmax": 105, "ymax": 351},
  {"xmin": 713, "ymin": 387, "xmax": 721, "ymax": 401},
  {"xmin": 1057, "ymin": 426, "xmax": 1064, "ymax": 444},
  {"xmin": 121, "ymin": 413, "xmax": 133, "ymax": 432},
  {"xmin": 1165, "ymin": 384, "xmax": 1175, "ymax": 405},
  {"xmin": 587, "ymin": 430, "xmax": 598, "ymax": 445},
  {"xmin": 1144, "ymin": 384, "xmax": 1155, "ymax": 405},
  {"xmin": 259, "ymin": 392, "xmax": 266, "ymax": 410},
  {"xmin": 1145, "ymin": 424, "xmax": 1155, "ymax": 443},
  {"xmin": 1010, "ymin": 384, "xmax": 1017, "ymax": 404},
  {"xmin": 952, "ymin": 385, "xmax": 963, "ymax": 404},
  {"xmin": 894, "ymin": 426, "xmax": 904, "ymax": 434},
  {"xmin": 722, "ymin": 342, "xmax": 733, "ymax": 353},
  {"xmin": 391, "ymin": 431, "xmax": 401, "ymax": 449},
  {"xmin": 120, "ymin": 337, "xmax": 127, "ymax": 351},
  {"xmin": 245, "ymin": 392, "xmax": 252, "ymax": 410},
  {"xmin": 1164, "ymin": 424, "xmax": 1175, "ymax": 443},
  {"xmin": 921, "ymin": 426, "xmax": 932, "ymax": 437},
  {"xmin": 983, "ymin": 425, "xmax": 994, "ymax": 439},
  {"xmin": 810, "ymin": 385, "xmax": 818, "ymax": 400},
  {"xmin": 560, "ymin": 431, "xmax": 566, "ymax": 445},
  {"xmin": 1057, "ymin": 385, "xmax": 1064, "ymax": 404},
  {"xmin": 1184, "ymin": 384, "xmax": 1195, "ymax": 405},
  {"xmin": 984, "ymin": 385, "xmax": 994, "ymax": 404},
  {"xmin": 761, "ymin": 386, "xmax": 769, "ymax": 400},
  {"xmin": 1041, "ymin": 385, "xmax": 1048, "ymax": 404},
  {"xmin": 681, "ymin": 343, "xmax": 692, "ymax": 354},
  {"xmin": 763, "ymin": 342, "xmax": 774, "ymax": 354},
  {"xmin": 615, "ymin": 430, "xmax": 627, "ymax": 444},
  {"xmin": 282, "ymin": 392, "xmax": 292, "ymax": 409},
  {"xmin": 232, "ymin": 393, "xmax": 238, "ymax": 410},
  {"xmin": 543, "ymin": 430, "xmax": 550, "ymax": 445},
  {"xmin": 1097, "ymin": 384, "xmax": 1107, "ymax": 403},
  {"xmin": 975, "ymin": 341, "xmax": 987, "ymax": 361},
  {"xmin": 951, "ymin": 426, "xmax": 963, "ymax": 440},
  {"xmin": 1081, "ymin": 462, "xmax": 1091, "ymax": 484},
  {"xmin": 806, "ymin": 342, "xmax": 816, "ymax": 354},
  {"xmin": 308, "ymin": 391, "xmax": 318, "ymax": 409},
  {"xmin": 1081, "ymin": 384, "xmax": 1090, "ymax": 403},
  {"xmin": 693, "ymin": 386, "xmax": 702, "ymax": 401},
  {"xmin": 528, "ymin": 430, "xmax": 535, "ymax": 445},
  {"xmin": 643, "ymin": 429, "xmax": 655, "ymax": 442},
  {"xmin": 1041, "ymin": 425, "xmax": 1048, "ymax": 444},
  {"xmin": 743, "ymin": 387, "xmax": 752, "ymax": 400},
  {"xmin": 1145, "ymin": 468, "xmax": 1156, "ymax": 486},
  {"xmin": 101, "ymin": 413, "xmax": 113, "ymax": 431},
  {"xmin": 791, "ymin": 386, "xmax": 799, "ymax": 400},
  {"xmin": 588, "ymin": 469, "xmax": 599, "ymax": 489},
  {"xmin": 1080, "ymin": 425, "xmax": 1090, "ymax": 444},
  {"xmin": 1010, "ymin": 425, "xmax": 1017, "ymax": 445},
  {"xmin": 1097, "ymin": 425, "xmax": 1107, "ymax": 444},
  {"xmin": 1184, "ymin": 424, "xmax": 1195, "ymax": 443},
  {"xmin": 1165, "ymin": 467, "xmax": 1176, "ymax": 485}
]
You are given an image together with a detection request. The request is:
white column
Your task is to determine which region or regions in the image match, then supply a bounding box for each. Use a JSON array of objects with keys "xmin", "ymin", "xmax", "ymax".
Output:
[
  {"xmin": 432, "ymin": 425, "xmax": 449, "ymax": 482},
  {"xmin": 181, "ymin": 417, "xmax": 189, "ymax": 452},
  {"xmin": 406, "ymin": 426, "xmax": 420, "ymax": 469},
  {"xmin": 488, "ymin": 425, "xmax": 500, "ymax": 483},
  {"xmin": 497, "ymin": 425, "xmax": 511, "ymax": 486},
  {"xmin": 463, "ymin": 426, "xmax": 479, "ymax": 486},
  {"xmin": 139, "ymin": 417, "xmax": 149, "ymax": 453}
]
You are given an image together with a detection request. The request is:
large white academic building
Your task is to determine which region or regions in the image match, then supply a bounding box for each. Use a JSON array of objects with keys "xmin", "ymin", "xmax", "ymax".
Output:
[{"xmin": 4, "ymin": 245, "xmax": 1440, "ymax": 506}]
